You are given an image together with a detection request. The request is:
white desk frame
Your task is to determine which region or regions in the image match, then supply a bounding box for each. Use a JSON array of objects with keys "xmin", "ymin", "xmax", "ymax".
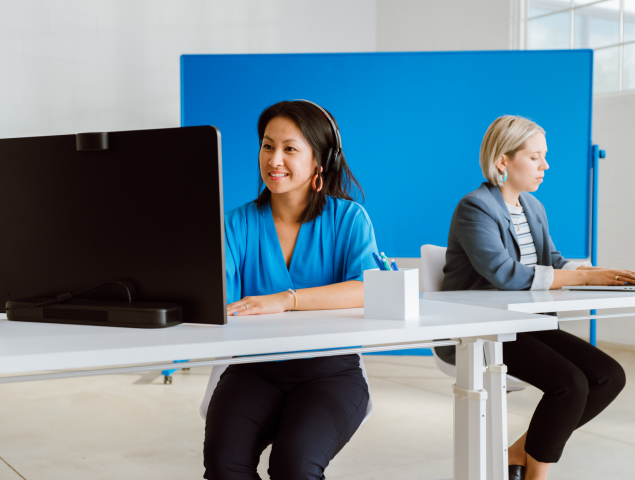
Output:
[
  {"xmin": 424, "ymin": 289, "xmax": 635, "ymax": 479},
  {"xmin": 0, "ymin": 300, "xmax": 558, "ymax": 480}
]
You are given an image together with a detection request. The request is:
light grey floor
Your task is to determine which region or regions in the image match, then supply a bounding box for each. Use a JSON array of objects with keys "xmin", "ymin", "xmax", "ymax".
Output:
[{"xmin": 1, "ymin": 344, "xmax": 635, "ymax": 479}]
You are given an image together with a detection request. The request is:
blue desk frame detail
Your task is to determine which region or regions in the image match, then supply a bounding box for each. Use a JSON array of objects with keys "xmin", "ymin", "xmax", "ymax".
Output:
[
  {"xmin": 162, "ymin": 359, "xmax": 190, "ymax": 384},
  {"xmin": 589, "ymin": 144, "xmax": 605, "ymax": 347}
]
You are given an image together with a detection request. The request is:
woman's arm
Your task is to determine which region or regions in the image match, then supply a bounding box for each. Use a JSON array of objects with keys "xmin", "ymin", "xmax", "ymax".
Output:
[
  {"xmin": 539, "ymin": 199, "xmax": 635, "ymax": 289},
  {"xmin": 227, "ymin": 280, "xmax": 363, "ymax": 317},
  {"xmin": 551, "ymin": 267, "xmax": 635, "ymax": 290}
]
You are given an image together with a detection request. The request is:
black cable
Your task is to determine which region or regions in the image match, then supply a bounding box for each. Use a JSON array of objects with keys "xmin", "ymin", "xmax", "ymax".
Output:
[
  {"xmin": 72, "ymin": 281, "xmax": 132, "ymax": 303},
  {"xmin": 5, "ymin": 281, "xmax": 133, "ymax": 311}
]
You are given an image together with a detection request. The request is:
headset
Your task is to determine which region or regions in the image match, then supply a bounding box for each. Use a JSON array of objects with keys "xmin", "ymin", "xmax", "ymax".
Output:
[{"xmin": 295, "ymin": 99, "xmax": 342, "ymax": 173}]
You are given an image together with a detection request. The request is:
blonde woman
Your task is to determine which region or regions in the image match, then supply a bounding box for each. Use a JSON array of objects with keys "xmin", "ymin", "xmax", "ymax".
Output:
[{"xmin": 439, "ymin": 116, "xmax": 630, "ymax": 480}]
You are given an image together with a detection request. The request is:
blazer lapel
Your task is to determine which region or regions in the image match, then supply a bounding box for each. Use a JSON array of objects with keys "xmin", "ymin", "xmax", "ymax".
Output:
[
  {"xmin": 519, "ymin": 194, "xmax": 545, "ymax": 265},
  {"xmin": 486, "ymin": 183, "xmax": 521, "ymax": 251}
]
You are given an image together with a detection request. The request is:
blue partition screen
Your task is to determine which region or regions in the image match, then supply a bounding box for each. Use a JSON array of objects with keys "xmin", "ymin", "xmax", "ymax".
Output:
[{"xmin": 181, "ymin": 51, "xmax": 593, "ymax": 258}]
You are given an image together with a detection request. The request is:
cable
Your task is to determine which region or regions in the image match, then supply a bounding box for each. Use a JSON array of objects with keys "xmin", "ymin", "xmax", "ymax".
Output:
[
  {"xmin": 5, "ymin": 281, "xmax": 133, "ymax": 311},
  {"xmin": 72, "ymin": 281, "xmax": 132, "ymax": 303}
]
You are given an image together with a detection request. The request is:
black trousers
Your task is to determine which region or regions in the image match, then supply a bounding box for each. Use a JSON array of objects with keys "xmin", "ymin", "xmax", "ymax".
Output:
[
  {"xmin": 203, "ymin": 354, "xmax": 370, "ymax": 480},
  {"xmin": 437, "ymin": 328, "xmax": 626, "ymax": 463},
  {"xmin": 504, "ymin": 329, "xmax": 625, "ymax": 462}
]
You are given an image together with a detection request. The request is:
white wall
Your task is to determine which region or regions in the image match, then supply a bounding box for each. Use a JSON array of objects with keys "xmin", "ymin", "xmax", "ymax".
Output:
[
  {"xmin": 0, "ymin": 0, "xmax": 376, "ymax": 139},
  {"xmin": 3, "ymin": 0, "xmax": 635, "ymax": 345},
  {"xmin": 558, "ymin": 91, "xmax": 635, "ymax": 345},
  {"xmin": 594, "ymin": 91, "xmax": 635, "ymax": 272},
  {"xmin": 376, "ymin": 0, "xmax": 511, "ymax": 52}
]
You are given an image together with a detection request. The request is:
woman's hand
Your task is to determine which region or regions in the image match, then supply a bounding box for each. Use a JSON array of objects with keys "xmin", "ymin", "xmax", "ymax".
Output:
[
  {"xmin": 552, "ymin": 267, "xmax": 635, "ymax": 289},
  {"xmin": 582, "ymin": 268, "xmax": 635, "ymax": 286},
  {"xmin": 227, "ymin": 291, "xmax": 295, "ymax": 317},
  {"xmin": 227, "ymin": 281, "xmax": 364, "ymax": 316}
]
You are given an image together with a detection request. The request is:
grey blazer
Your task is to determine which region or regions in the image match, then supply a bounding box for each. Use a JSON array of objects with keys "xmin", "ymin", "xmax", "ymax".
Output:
[{"xmin": 442, "ymin": 182, "xmax": 569, "ymax": 291}]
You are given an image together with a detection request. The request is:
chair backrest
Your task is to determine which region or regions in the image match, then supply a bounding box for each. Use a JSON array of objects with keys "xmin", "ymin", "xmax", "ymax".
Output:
[{"xmin": 420, "ymin": 244, "xmax": 447, "ymax": 293}]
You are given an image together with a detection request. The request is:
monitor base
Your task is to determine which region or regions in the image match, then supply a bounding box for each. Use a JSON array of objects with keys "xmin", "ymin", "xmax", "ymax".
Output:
[{"xmin": 6, "ymin": 298, "xmax": 183, "ymax": 329}]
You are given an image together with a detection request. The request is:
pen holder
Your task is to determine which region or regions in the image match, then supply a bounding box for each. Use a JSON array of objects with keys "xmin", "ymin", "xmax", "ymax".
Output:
[{"xmin": 363, "ymin": 268, "xmax": 420, "ymax": 320}]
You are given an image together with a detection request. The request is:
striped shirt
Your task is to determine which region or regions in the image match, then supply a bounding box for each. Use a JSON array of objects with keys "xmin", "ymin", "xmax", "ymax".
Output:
[{"xmin": 506, "ymin": 202, "xmax": 537, "ymax": 266}]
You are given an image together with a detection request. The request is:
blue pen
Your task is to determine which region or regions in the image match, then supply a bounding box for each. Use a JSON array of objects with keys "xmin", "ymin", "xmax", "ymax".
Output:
[
  {"xmin": 390, "ymin": 259, "xmax": 399, "ymax": 271},
  {"xmin": 372, "ymin": 252, "xmax": 386, "ymax": 270},
  {"xmin": 380, "ymin": 252, "xmax": 392, "ymax": 271}
]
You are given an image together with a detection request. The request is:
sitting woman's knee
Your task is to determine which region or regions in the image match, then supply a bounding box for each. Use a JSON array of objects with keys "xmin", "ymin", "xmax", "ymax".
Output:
[
  {"xmin": 203, "ymin": 440, "xmax": 257, "ymax": 480},
  {"xmin": 598, "ymin": 358, "xmax": 626, "ymax": 398},
  {"xmin": 269, "ymin": 454, "xmax": 325, "ymax": 480},
  {"xmin": 560, "ymin": 368, "xmax": 589, "ymax": 399}
]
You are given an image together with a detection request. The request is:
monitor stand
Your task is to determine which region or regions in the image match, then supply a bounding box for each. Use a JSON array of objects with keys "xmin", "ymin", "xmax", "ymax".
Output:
[{"xmin": 6, "ymin": 298, "xmax": 183, "ymax": 328}]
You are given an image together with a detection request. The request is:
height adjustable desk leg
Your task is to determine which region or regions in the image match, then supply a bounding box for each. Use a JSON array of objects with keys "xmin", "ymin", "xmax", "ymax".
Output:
[
  {"xmin": 484, "ymin": 340, "xmax": 509, "ymax": 480},
  {"xmin": 454, "ymin": 337, "xmax": 487, "ymax": 480}
]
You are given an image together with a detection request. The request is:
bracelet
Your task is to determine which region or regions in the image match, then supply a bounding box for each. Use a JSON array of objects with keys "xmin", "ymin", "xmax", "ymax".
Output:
[{"xmin": 287, "ymin": 288, "xmax": 297, "ymax": 310}]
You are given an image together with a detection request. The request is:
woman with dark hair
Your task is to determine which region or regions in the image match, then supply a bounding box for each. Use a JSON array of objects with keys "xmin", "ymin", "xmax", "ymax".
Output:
[{"xmin": 200, "ymin": 100, "xmax": 378, "ymax": 480}]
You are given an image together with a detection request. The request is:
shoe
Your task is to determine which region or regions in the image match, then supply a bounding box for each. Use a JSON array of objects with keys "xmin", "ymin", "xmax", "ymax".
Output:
[{"xmin": 508, "ymin": 465, "xmax": 525, "ymax": 480}]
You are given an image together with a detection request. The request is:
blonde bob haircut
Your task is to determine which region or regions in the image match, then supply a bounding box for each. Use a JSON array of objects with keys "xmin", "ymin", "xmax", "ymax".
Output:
[{"xmin": 480, "ymin": 115, "xmax": 546, "ymax": 187}]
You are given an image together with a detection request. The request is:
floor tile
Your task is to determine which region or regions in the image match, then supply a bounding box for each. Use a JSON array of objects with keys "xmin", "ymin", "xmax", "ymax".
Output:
[
  {"xmin": 329, "ymin": 456, "xmax": 453, "ymax": 480},
  {"xmin": 0, "ymin": 457, "xmax": 24, "ymax": 480},
  {"xmin": 547, "ymin": 430, "xmax": 635, "ymax": 479},
  {"xmin": 0, "ymin": 368, "xmax": 211, "ymax": 480},
  {"xmin": 326, "ymin": 377, "xmax": 454, "ymax": 477},
  {"xmin": 1, "ymin": 347, "xmax": 635, "ymax": 479}
]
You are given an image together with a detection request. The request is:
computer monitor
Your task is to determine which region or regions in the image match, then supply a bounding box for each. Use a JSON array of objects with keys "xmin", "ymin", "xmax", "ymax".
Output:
[{"xmin": 0, "ymin": 126, "xmax": 227, "ymax": 326}]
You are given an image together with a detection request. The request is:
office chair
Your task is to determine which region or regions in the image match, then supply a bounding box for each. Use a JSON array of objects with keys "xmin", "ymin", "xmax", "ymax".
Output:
[{"xmin": 420, "ymin": 244, "xmax": 529, "ymax": 392}]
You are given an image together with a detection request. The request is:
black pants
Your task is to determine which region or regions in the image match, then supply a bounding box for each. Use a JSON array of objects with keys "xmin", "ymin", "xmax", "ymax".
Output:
[
  {"xmin": 203, "ymin": 354, "xmax": 370, "ymax": 480},
  {"xmin": 437, "ymin": 329, "xmax": 626, "ymax": 463}
]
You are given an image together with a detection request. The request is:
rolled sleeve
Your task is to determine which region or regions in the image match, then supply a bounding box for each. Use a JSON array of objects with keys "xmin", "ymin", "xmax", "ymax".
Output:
[{"xmin": 530, "ymin": 265, "xmax": 554, "ymax": 291}]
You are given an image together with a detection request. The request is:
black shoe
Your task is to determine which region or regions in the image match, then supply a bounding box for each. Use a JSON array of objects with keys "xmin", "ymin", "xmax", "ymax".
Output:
[{"xmin": 508, "ymin": 465, "xmax": 526, "ymax": 480}]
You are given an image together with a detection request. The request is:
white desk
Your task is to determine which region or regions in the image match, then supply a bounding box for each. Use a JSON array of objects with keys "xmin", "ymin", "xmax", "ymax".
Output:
[
  {"xmin": 422, "ymin": 289, "xmax": 635, "ymax": 316},
  {"xmin": 0, "ymin": 300, "xmax": 557, "ymax": 480},
  {"xmin": 421, "ymin": 289, "xmax": 635, "ymax": 479}
]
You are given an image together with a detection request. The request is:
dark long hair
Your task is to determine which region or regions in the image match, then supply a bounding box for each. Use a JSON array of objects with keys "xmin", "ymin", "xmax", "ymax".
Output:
[{"xmin": 254, "ymin": 101, "xmax": 364, "ymax": 223}]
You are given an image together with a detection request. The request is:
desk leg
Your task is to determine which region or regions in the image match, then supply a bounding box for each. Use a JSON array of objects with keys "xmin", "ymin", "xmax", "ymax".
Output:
[
  {"xmin": 484, "ymin": 340, "xmax": 509, "ymax": 480},
  {"xmin": 454, "ymin": 337, "xmax": 487, "ymax": 480}
]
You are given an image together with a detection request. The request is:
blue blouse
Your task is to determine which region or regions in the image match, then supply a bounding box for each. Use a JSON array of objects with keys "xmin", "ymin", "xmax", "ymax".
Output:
[{"xmin": 224, "ymin": 196, "xmax": 378, "ymax": 305}]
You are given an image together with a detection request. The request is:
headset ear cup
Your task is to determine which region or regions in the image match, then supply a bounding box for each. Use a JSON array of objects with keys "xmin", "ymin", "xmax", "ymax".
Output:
[
  {"xmin": 324, "ymin": 148, "xmax": 333, "ymax": 173},
  {"xmin": 334, "ymin": 150, "xmax": 341, "ymax": 172}
]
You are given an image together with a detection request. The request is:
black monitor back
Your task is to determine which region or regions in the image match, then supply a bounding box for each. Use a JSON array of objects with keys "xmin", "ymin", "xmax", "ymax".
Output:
[{"xmin": 0, "ymin": 126, "xmax": 227, "ymax": 325}]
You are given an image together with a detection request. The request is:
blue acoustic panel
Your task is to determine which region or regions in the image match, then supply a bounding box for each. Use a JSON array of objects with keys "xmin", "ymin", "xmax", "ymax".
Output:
[{"xmin": 181, "ymin": 51, "xmax": 593, "ymax": 258}]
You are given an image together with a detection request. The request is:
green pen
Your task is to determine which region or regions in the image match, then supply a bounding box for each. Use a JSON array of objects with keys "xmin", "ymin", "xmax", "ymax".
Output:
[{"xmin": 380, "ymin": 252, "xmax": 392, "ymax": 271}]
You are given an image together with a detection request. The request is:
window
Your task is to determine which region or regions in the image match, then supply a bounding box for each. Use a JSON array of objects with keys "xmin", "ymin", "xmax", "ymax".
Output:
[{"xmin": 526, "ymin": 0, "xmax": 635, "ymax": 93}]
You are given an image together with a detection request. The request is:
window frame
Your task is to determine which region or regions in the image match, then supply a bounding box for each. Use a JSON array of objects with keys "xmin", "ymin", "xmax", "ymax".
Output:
[{"xmin": 512, "ymin": 0, "xmax": 635, "ymax": 93}]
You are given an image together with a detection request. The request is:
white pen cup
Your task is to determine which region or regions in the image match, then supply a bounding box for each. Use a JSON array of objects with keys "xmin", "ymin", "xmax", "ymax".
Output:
[{"xmin": 363, "ymin": 268, "xmax": 420, "ymax": 320}]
